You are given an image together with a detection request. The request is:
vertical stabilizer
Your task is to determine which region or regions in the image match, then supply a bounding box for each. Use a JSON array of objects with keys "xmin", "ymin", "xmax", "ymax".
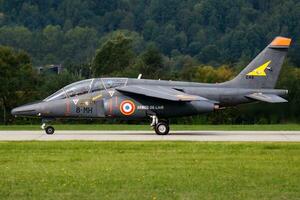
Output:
[{"xmin": 224, "ymin": 37, "xmax": 291, "ymax": 89}]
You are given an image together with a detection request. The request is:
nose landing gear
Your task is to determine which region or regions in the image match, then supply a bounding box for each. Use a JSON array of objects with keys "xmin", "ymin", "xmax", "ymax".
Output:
[
  {"xmin": 45, "ymin": 126, "xmax": 55, "ymax": 135},
  {"xmin": 150, "ymin": 115, "xmax": 170, "ymax": 135},
  {"xmin": 41, "ymin": 120, "xmax": 55, "ymax": 135}
]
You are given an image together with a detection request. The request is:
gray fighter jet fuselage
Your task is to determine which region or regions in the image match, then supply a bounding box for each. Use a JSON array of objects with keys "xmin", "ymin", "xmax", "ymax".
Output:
[{"xmin": 11, "ymin": 36, "xmax": 291, "ymax": 135}]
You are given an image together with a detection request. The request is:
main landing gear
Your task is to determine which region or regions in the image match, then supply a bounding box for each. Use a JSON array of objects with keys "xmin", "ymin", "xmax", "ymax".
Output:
[
  {"xmin": 41, "ymin": 120, "xmax": 55, "ymax": 135},
  {"xmin": 150, "ymin": 116, "xmax": 170, "ymax": 135}
]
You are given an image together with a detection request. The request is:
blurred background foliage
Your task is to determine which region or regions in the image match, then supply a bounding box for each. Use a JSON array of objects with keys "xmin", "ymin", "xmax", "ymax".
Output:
[{"xmin": 0, "ymin": 0, "xmax": 299, "ymax": 124}]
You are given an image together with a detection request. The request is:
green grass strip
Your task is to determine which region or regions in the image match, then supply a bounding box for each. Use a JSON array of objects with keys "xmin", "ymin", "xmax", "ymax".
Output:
[{"xmin": 0, "ymin": 142, "xmax": 299, "ymax": 199}]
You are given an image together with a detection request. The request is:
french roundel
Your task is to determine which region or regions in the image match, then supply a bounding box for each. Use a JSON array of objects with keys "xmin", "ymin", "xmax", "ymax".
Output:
[{"xmin": 120, "ymin": 100, "xmax": 136, "ymax": 116}]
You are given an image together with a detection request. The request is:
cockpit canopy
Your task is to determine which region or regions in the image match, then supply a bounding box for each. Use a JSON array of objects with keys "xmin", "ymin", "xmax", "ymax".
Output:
[{"xmin": 44, "ymin": 78, "xmax": 127, "ymax": 102}]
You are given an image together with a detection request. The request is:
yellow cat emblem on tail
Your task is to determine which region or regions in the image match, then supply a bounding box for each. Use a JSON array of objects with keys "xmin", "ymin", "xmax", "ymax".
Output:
[{"xmin": 246, "ymin": 61, "xmax": 271, "ymax": 76}]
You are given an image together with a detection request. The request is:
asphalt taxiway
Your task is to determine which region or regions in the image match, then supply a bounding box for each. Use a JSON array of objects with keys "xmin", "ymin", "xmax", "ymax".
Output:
[{"xmin": 0, "ymin": 130, "xmax": 299, "ymax": 141}]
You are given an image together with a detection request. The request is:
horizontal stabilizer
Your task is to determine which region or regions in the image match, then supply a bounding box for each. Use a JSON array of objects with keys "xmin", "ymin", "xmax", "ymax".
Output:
[
  {"xmin": 116, "ymin": 85, "xmax": 207, "ymax": 101},
  {"xmin": 246, "ymin": 93, "xmax": 288, "ymax": 103}
]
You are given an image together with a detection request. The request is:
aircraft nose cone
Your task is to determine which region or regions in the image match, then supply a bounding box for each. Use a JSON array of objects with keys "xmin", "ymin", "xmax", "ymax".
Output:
[
  {"xmin": 11, "ymin": 102, "xmax": 42, "ymax": 117},
  {"xmin": 11, "ymin": 108, "xmax": 17, "ymax": 116}
]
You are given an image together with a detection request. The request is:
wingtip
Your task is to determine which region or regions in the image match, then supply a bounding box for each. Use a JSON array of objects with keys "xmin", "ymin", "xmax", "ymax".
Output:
[{"xmin": 270, "ymin": 36, "xmax": 292, "ymax": 48}]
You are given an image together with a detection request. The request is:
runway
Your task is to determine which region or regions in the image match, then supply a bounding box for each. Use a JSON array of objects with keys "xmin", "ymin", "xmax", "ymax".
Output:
[{"xmin": 0, "ymin": 130, "xmax": 300, "ymax": 141}]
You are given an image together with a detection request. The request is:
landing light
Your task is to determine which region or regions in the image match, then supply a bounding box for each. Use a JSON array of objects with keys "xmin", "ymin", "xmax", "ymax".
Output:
[{"xmin": 214, "ymin": 105, "xmax": 220, "ymax": 110}]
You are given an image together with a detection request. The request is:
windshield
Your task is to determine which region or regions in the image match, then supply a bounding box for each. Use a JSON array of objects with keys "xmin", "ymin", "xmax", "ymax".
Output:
[
  {"xmin": 64, "ymin": 79, "xmax": 93, "ymax": 97},
  {"xmin": 44, "ymin": 79, "xmax": 93, "ymax": 101},
  {"xmin": 91, "ymin": 78, "xmax": 105, "ymax": 92},
  {"xmin": 44, "ymin": 89, "xmax": 66, "ymax": 102}
]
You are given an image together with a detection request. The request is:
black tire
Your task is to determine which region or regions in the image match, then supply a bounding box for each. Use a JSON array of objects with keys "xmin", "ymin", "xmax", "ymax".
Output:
[
  {"xmin": 45, "ymin": 126, "xmax": 55, "ymax": 135},
  {"xmin": 155, "ymin": 121, "xmax": 170, "ymax": 135}
]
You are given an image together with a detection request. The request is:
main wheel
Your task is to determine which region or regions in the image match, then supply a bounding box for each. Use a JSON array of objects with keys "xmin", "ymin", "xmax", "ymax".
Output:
[
  {"xmin": 45, "ymin": 126, "xmax": 55, "ymax": 135},
  {"xmin": 155, "ymin": 121, "xmax": 170, "ymax": 135}
]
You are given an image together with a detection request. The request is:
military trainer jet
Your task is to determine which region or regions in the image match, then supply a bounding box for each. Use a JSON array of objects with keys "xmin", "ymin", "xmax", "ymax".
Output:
[{"xmin": 12, "ymin": 36, "xmax": 291, "ymax": 135}]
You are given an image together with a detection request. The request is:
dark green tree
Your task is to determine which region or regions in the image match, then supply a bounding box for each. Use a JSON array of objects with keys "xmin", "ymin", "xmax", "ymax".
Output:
[
  {"xmin": 92, "ymin": 33, "xmax": 135, "ymax": 76},
  {"xmin": 0, "ymin": 46, "xmax": 39, "ymax": 124},
  {"xmin": 63, "ymin": 26, "xmax": 98, "ymax": 64},
  {"xmin": 134, "ymin": 45, "xmax": 165, "ymax": 79}
]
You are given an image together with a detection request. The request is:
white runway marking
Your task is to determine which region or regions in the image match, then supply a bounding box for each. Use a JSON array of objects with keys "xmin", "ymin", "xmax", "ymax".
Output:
[{"xmin": 0, "ymin": 130, "xmax": 300, "ymax": 141}]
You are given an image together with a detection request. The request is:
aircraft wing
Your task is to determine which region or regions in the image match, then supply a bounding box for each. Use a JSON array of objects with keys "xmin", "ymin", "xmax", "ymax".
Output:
[
  {"xmin": 246, "ymin": 93, "xmax": 288, "ymax": 103},
  {"xmin": 116, "ymin": 85, "xmax": 207, "ymax": 101}
]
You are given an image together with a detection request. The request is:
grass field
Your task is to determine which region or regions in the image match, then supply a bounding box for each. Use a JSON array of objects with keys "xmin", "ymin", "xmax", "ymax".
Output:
[
  {"xmin": 0, "ymin": 124, "xmax": 300, "ymax": 131},
  {"xmin": 0, "ymin": 142, "xmax": 299, "ymax": 199}
]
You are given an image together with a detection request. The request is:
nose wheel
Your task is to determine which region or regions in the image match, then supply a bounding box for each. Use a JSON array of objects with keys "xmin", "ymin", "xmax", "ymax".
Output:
[
  {"xmin": 41, "ymin": 121, "xmax": 55, "ymax": 135},
  {"xmin": 150, "ymin": 116, "xmax": 170, "ymax": 135},
  {"xmin": 45, "ymin": 126, "xmax": 55, "ymax": 135}
]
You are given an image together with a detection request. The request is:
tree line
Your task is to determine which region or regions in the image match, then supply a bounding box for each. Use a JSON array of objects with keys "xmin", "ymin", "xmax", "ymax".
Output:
[
  {"xmin": 0, "ymin": 32, "xmax": 299, "ymax": 125},
  {"xmin": 0, "ymin": 0, "xmax": 299, "ymax": 67}
]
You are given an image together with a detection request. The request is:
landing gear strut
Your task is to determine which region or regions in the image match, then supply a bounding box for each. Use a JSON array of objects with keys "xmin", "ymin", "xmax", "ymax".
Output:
[
  {"xmin": 41, "ymin": 119, "xmax": 55, "ymax": 135},
  {"xmin": 150, "ymin": 116, "xmax": 170, "ymax": 135}
]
